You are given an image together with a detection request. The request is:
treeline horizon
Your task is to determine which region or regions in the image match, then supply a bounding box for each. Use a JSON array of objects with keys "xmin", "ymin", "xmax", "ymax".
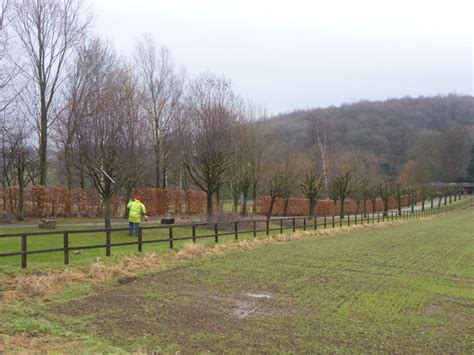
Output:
[{"xmin": 1, "ymin": 1, "xmax": 473, "ymax": 226}]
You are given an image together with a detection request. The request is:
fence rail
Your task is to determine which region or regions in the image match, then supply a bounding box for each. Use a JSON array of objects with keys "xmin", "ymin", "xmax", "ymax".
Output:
[{"xmin": 0, "ymin": 197, "xmax": 466, "ymax": 269}]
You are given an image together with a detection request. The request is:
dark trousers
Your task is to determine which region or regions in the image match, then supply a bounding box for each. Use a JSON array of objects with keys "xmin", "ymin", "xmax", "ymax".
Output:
[{"xmin": 128, "ymin": 221, "xmax": 140, "ymax": 236}]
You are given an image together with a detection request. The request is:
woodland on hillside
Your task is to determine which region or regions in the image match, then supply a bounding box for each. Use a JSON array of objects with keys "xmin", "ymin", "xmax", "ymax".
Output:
[
  {"xmin": 1, "ymin": 1, "xmax": 473, "ymax": 224},
  {"xmin": 267, "ymin": 95, "xmax": 474, "ymax": 185}
]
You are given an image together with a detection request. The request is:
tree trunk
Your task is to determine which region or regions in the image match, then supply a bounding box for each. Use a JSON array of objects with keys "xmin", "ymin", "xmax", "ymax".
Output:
[
  {"xmin": 283, "ymin": 196, "xmax": 290, "ymax": 216},
  {"xmin": 421, "ymin": 199, "xmax": 425, "ymax": 212},
  {"xmin": 39, "ymin": 105, "xmax": 48, "ymax": 186},
  {"xmin": 154, "ymin": 144, "xmax": 160, "ymax": 188},
  {"xmin": 371, "ymin": 199, "xmax": 377, "ymax": 213},
  {"xmin": 162, "ymin": 145, "xmax": 167, "ymax": 189},
  {"xmin": 64, "ymin": 144, "xmax": 73, "ymax": 190},
  {"xmin": 363, "ymin": 199, "xmax": 367, "ymax": 217},
  {"xmin": 252, "ymin": 187, "xmax": 257, "ymax": 214},
  {"xmin": 103, "ymin": 195, "xmax": 112, "ymax": 230},
  {"xmin": 397, "ymin": 198, "xmax": 402, "ymax": 216},
  {"xmin": 242, "ymin": 192, "xmax": 248, "ymax": 216},
  {"xmin": 308, "ymin": 197, "xmax": 315, "ymax": 217},
  {"xmin": 340, "ymin": 198, "xmax": 345, "ymax": 218},
  {"xmin": 17, "ymin": 155, "xmax": 25, "ymax": 221},
  {"xmin": 383, "ymin": 199, "xmax": 388, "ymax": 217},
  {"xmin": 444, "ymin": 196, "xmax": 447, "ymax": 205},
  {"xmin": 206, "ymin": 191, "xmax": 213, "ymax": 218},
  {"xmin": 267, "ymin": 196, "xmax": 275, "ymax": 219}
]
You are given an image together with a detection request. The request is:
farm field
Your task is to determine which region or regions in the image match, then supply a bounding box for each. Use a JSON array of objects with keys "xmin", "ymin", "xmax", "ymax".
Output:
[{"xmin": 0, "ymin": 203, "xmax": 473, "ymax": 352}]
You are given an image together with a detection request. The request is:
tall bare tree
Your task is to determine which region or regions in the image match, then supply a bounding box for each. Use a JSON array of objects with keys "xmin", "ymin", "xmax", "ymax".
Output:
[
  {"xmin": 11, "ymin": 0, "xmax": 89, "ymax": 185},
  {"xmin": 71, "ymin": 40, "xmax": 144, "ymax": 229},
  {"xmin": 135, "ymin": 35, "xmax": 184, "ymax": 188},
  {"xmin": 181, "ymin": 73, "xmax": 242, "ymax": 217}
]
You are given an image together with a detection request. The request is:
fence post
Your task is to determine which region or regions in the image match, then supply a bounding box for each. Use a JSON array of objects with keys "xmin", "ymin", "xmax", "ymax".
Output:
[
  {"xmin": 234, "ymin": 222, "xmax": 238, "ymax": 240},
  {"xmin": 355, "ymin": 213, "xmax": 358, "ymax": 225},
  {"xmin": 348, "ymin": 214, "xmax": 350, "ymax": 226},
  {"xmin": 332, "ymin": 215, "xmax": 335, "ymax": 228},
  {"xmin": 106, "ymin": 230, "xmax": 111, "ymax": 256},
  {"xmin": 214, "ymin": 223, "xmax": 219, "ymax": 243},
  {"xmin": 377, "ymin": 213, "xmax": 380, "ymax": 223},
  {"xmin": 266, "ymin": 219, "xmax": 270, "ymax": 236},
  {"xmin": 280, "ymin": 219, "xmax": 283, "ymax": 234},
  {"xmin": 169, "ymin": 226, "xmax": 174, "ymax": 249},
  {"xmin": 192, "ymin": 224, "xmax": 196, "ymax": 244},
  {"xmin": 324, "ymin": 215, "xmax": 327, "ymax": 228},
  {"xmin": 303, "ymin": 217, "xmax": 306, "ymax": 231},
  {"xmin": 21, "ymin": 234, "xmax": 27, "ymax": 269},
  {"xmin": 138, "ymin": 227, "xmax": 143, "ymax": 252},
  {"xmin": 63, "ymin": 232, "xmax": 69, "ymax": 265},
  {"xmin": 314, "ymin": 216, "xmax": 317, "ymax": 230},
  {"xmin": 253, "ymin": 220, "xmax": 257, "ymax": 238},
  {"xmin": 339, "ymin": 215, "xmax": 343, "ymax": 227},
  {"xmin": 292, "ymin": 218, "xmax": 296, "ymax": 232}
]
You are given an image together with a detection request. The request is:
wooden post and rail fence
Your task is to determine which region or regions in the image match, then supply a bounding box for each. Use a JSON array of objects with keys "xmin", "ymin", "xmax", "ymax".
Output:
[{"xmin": 0, "ymin": 196, "xmax": 467, "ymax": 269}]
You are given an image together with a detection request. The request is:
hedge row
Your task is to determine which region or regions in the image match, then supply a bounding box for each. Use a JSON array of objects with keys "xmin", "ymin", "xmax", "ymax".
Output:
[
  {"xmin": 255, "ymin": 195, "xmax": 411, "ymax": 216},
  {"xmin": 1, "ymin": 186, "xmax": 208, "ymax": 218}
]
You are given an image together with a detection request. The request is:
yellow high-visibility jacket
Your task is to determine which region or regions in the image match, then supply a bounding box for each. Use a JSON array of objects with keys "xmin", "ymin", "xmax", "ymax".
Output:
[{"xmin": 127, "ymin": 200, "xmax": 146, "ymax": 223}]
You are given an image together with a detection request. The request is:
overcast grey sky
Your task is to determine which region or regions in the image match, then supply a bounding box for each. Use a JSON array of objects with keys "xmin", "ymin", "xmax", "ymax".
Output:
[{"xmin": 92, "ymin": 0, "xmax": 473, "ymax": 114}]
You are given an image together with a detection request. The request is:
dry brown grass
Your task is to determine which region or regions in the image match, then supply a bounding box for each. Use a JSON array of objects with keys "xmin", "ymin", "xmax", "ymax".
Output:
[{"xmin": 1, "ymin": 253, "xmax": 162, "ymax": 303}]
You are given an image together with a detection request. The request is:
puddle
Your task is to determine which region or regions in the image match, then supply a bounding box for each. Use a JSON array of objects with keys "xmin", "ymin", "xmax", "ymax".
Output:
[
  {"xmin": 232, "ymin": 291, "xmax": 274, "ymax": 319},
  {"xmin": 245, "ymin": 292, "xmax": 272, "ymax": 299}
]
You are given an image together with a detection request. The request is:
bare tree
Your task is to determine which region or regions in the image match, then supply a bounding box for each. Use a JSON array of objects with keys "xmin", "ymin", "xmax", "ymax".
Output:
[
  {"xmin": 301, "ymin": 168, "xmax": 324, "ymax": 217},
  {"xmin": 309, "ymin": 113, "xmax": 334, "ymax": 194},
  {"xmin": 394, "ymin": 182, "xmax": 404, "ymax": 216},
  {"xmin": 329, "ymin": 171, "xmax": 353, "ymax": 218},
  {"xmin": 378, "ymin": 182, "xmax": 394, "ymax": 217},
  {"xmin": 11, "ymin": 0, "xmax": 89, "ymax": 185},
  {"xmin": 135, "ymin": 35, "xmax": 184, "ymax": 188},
  {"xmin": 71, "ymin": 40, "xmax": 143, "ymax": 229},
  {"xmin": 181, "ymin": 73, "xmax": 242, "ymax": 217},
  {"xmin": 266, "ymin": 170, "xmax": 286, "ymax": 219}
]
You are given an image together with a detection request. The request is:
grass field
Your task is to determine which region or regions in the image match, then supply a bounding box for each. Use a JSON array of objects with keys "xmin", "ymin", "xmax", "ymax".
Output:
[{"xmin": 0, "ymin": 202, "xmax": 472, "ymax": 352}]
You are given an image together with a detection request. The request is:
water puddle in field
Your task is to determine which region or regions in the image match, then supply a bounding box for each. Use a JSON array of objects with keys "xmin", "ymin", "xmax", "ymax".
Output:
[
  {"xmin": 245, "ymin": 292, "xmax": 272, "ymax": 299},
  {"xmin": 233, "ymin": 292, "xmax": 274, "ymax": 319}
]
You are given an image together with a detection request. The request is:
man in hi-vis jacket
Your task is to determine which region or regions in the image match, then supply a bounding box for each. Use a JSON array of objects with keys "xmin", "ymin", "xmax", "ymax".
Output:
[{"xmin": 127, "ymin": 196, "xmax": 149, "ymax": 236}]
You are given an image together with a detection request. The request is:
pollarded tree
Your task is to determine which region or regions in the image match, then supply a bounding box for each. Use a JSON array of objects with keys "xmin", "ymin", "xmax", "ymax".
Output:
[
  {"xmin": 369, "ymin": 184, "xmax": 379, "ymax": 214},
  {"xmin": 418, "ymin": 184, "xmax": 430, "ymax": 212},
  {"xmin": 300, "ymin": 169, "xmax": 324, "ymax": 217},
  {"xmin": 329, "ymin": 171, "xmax": 353, "ymax": 218},
  {"xmin": 406, "ymin": 185, "xmax": 417, "ymax": 213},
  {"xmin": 266, "ymin": 170, "xmax": 286, "ymax": 219},
  {"xmin": 394, "ymin": 183, "xmax": 404, "ymax": 216},
  {"xmin": 378, "ymin": 182, "xmax": 394, "ymax": 217},
  {"xmin": 181, "ymin": 73, "xmax": 242, "ymax": 217}
]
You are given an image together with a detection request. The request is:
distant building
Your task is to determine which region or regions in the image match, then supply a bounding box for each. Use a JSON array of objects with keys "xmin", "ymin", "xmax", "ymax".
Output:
[{"xmin": 460, "ymin": 183, "xmax": 474, "ymax": 195}]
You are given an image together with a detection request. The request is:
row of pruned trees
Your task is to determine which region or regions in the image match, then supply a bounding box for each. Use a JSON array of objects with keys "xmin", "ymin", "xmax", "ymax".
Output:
[{"xmin": 263, "ymin": 164, "xmax": 464, "ymax": 219}]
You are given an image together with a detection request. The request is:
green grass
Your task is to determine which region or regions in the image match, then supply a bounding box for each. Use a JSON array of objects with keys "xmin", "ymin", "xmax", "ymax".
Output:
[
  {"xmin": 0, "ymin": 197, "xmax": 470, "ymax": 273},
  {"xmin": 1, "ymin": 202, "xmax": 472, "ymax": 352}
]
